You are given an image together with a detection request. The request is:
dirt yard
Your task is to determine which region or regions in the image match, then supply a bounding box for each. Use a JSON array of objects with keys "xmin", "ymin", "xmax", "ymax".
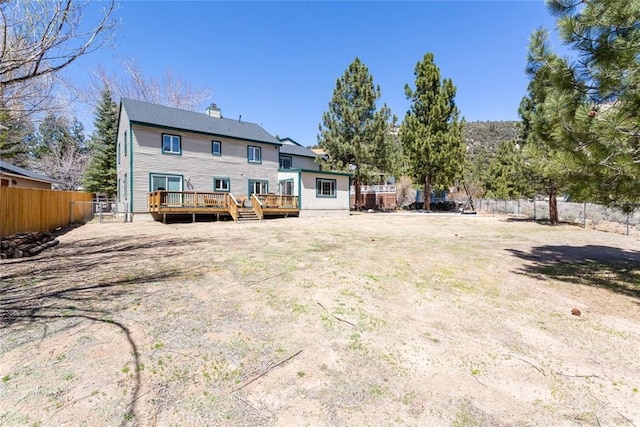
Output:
[{"xmin": 1, "ymin": 213, "xmax": 639, "ymax": 426}]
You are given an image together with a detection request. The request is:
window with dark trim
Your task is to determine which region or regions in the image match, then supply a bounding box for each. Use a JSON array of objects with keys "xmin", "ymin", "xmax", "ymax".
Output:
[
  {"xmin": 316, "ymin": 178, "xmax": 336, "ymax": 197},
  {"xmin": 279, "ymin": 155, "xmax": 292, "ymax": 169},
  {"xmin": 124, "ymin": 130, "xmax": 128, "ymax": 156},
  {"xmin": 247, "ymin": 146, "xmax": 261, "ymax": 163},
  {"xmin": 280, "ymin": 179, "xmax": 294, "ymax": 195},
  {"xmin": 212, "ymin": 140, "xmax": 221, "ymax": 156},
  {"xmin": 162, "ymin": 133, "xmax": 181, "ymax": 155},
  {"xmin": 249, "ymin": 180, "xmax": 268, "ymax": 195},
  {"xmin": 213, "ymin": 177, "xmax": 230, "ymax": 192}
]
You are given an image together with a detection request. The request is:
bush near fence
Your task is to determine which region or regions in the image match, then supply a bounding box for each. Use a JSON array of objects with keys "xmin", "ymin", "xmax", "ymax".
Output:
[
  {"xmin": 477, "ymin": 199, "xmax": 640, "ymax": 237},
  {"xmin": 0, "ymin": 187, "xmax": 93, "ymax": 238}
]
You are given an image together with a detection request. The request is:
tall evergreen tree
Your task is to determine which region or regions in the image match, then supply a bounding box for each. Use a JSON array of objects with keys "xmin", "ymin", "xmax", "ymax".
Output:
[
  {"xmin": 84, "ymin": 87, "xmax": 118, "ymax": 195},
  {"xmin": 31, "ymin": 113, "xmax": 88, "ymax": 190},
  {"xmin": 484, "ymin": 140, "xmax": 530, "ymax": 199},
  {"xmin": 317, "ymin": 58, "xmax": 392, "ymax": 209},
  {"xmin": 0, "ymin": 100, "xmax": 31, "ymax": 166},
  {"xmin": 401, "ymin": 53, "xmax": 464, "ymax": 211},
  {"xmin": 523, "ymin": 0, "xmax": 640, "ymax": 217}
]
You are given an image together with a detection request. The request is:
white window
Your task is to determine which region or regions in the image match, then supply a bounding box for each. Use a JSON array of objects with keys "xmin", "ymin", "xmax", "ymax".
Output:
[
  {"xmin": 214, "ymin": 177, "xmax": 230, "ymax": 192},
  {"xmin": 280, "ymin": 180, "xmax": 294, "ymax": 195},
  {"xmin": 162, "ymin": 134, "xmax": 181, "ymax": 154},
  {"xmin": 316, "ymin": 178, "xmax": 336, "ymax": 197},
  {"xmin": 151, "ymin": 174, "xmax": 182, "ymax": 191},
  {"xmin": 212, "ymin": 140, "xmax": 221, "ymax": 155},
  {"xmin": 279, "ymin": 155, "xmax": 292, "ymax": 169},
  {"xmin": 247, "ymin": 146, "xmax": 261, "ymax": 163},
  {"xmin": 249, "ymin": 180, "xmax": 268, "ymax": 195}
]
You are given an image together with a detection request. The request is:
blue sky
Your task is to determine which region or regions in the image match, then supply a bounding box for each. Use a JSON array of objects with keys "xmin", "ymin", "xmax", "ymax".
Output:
[{"xmin": 66, "ymin": 1, "xmax": 559, "ymax": 146}]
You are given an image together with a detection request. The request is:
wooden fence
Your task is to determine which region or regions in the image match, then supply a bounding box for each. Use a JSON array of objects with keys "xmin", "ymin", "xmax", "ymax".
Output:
[{"xmin": 0, "ymin": 187, "xmax": 94, "ymax": 238}]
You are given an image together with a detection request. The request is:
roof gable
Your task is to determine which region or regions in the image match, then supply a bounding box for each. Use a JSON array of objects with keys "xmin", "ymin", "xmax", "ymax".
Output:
[{"xmin": 121, "ymin": 98, "xmax": 281, "ymax": 145}]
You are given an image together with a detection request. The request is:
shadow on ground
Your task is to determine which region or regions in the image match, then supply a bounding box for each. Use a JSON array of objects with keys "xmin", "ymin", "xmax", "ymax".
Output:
[
  {"xmin": 507, "ymin": 245, "xmax": 640, "ymax": 299},
  {"xmin": 0, "ymin": 234, "xmax": 205, "ymax": 426}
]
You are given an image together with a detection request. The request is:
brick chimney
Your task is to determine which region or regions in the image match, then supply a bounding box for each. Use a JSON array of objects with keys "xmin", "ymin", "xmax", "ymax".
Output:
[{"xmin": 205, "ymin": 103, "xmax": 221, "ymax": 118}]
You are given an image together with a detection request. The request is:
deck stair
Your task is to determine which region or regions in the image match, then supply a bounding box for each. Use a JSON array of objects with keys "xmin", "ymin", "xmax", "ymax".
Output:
[{"xmin": 237, "ymin": 207, "xmax": 260, "ymax": 221}]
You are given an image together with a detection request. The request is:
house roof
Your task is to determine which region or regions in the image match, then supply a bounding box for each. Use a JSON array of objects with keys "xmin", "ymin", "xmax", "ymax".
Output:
[
  {"xmin": 121, "ymin": 98, "xmax": 281, "ymax": 146},
  {"xmin": 0, "ymin": 160, "xmax": 59, "ymax": 184},
  {"xmin": 278, "ymin": 137, "xmax": 317, "ymax": 158}
]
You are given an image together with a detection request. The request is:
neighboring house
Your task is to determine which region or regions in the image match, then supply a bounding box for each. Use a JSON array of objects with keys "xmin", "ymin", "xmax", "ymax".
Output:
[
  {"xmin": 116, "ymin": 99, "xmax": 350, "ymax": 221},
  {"xmin": 0, "ymin": 161, "xmax": 59, "ymax": 189}
]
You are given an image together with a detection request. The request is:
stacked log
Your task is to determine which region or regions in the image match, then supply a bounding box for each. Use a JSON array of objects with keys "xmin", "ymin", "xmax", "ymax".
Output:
[{"xmin": 0, "ymin": 231, "xmax": 59, "ymax": 259}]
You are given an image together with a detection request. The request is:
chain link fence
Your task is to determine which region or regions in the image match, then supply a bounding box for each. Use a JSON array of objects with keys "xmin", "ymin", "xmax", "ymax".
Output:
[
  {"xmin": 71, "ymin": 199, "xmax": 130, "ymax": 223},
  {"xmin": 477, "ymin": 199, "xmax": 640, "ymax": 237}
]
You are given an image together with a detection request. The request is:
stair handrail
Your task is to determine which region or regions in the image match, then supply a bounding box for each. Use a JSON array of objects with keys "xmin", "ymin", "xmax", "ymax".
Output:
[
  {"xmin": 251, "ymin": 193, "xmax": 264, "ymax": 220},
  {"xmin": 227, "ymin": 193, "xmax": 240, "ymax": 222}
]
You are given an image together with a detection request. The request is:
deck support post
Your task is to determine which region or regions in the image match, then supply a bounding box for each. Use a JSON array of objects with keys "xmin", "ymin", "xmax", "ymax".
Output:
[
  {"xmin": 192, "ymin": 213, "xmax": 195, "ymax": 223},
  {"xmin": 163, "ymin": 213, "xmax": 166, "ymax": 224}
]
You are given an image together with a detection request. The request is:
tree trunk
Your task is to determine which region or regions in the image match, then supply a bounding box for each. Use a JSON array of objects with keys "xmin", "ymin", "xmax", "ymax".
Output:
[
  {"xmin": 548, "ymin": 182, "xmax": 558, "ymax": 225},
  {"xmin": 424, "ymin": 175, "xmax": 432, "ymax": 212}
]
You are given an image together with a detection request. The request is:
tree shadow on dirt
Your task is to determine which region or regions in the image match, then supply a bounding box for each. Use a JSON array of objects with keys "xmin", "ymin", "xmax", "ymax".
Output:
[
  {"xmin": 507, "ymin": 245, "xmax": 640, "ymax": 299},
  {"xmin": 0, "ymin": 235, "xmax": 208, "ymax": 281},
  {"xmin": 0, "ymin": 234, "xmax": 205, "ymax": 426}
]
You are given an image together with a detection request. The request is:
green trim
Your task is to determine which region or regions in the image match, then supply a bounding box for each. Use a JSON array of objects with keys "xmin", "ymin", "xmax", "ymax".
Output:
[
  {"xmin": 284, "ymin": 168, "xmax": 351, "ymax": 177},
  {"xmin": 161, "ymin": 133, "xmax": 182, "ymax": 155},
  {"xmin": 297, "ymin": 171, "xmax": 302, "ymax": 208},
  {"xmin": 130, "ymin": 120, "xmax": 282, "ymax": 146},
  {"xmin": 247, "ymin": 179, "xmax": 268, "ymax": 197},
  {"xmin": 129, "ymin": 124, "xmax": 133, "ymax": 211},
  {"xmin": 213, "ymin": 177, "xmax": 230, "ymax": 192},
  {"xmin": 278, "ymin": 178, "xmax": 294, "ymax": 196},
  {"xmin": 316, "ymin": 178, "xmax": 337, "ymax": 198},
  {"xmin": 279, "ymin": 154, "xmax": 293, "ymax": 169},
  {"xmin": 247, "ymin": 145, "xmax": 262, "ymax": 164},
  {"xmin": 149, "ymin": 172, "xmax": 184, "ymax": 191},
  {"xmin": 211, "ymin": 140, "xmax": 222, "ymax": 156}
]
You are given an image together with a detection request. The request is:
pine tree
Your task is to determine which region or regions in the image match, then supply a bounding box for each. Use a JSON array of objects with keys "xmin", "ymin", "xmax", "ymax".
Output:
[
  {"xmin": 400, "ymin": 53, "xmax": 464, "ymax": 211},
  {"xmin": 484, "ymin": 140, "xmax": 530, "ymax": 200},
  {"xmin": 523, "ymin": 0, "xmax": 640, "ymax": 216},
  {"xmin": 0, "ymin": 101, "xmax": 31, "ymax": 166},
  {"xmin": 30, "ymin": 113, "xmax": 88, "ymax": 189},
  {"xmin": 84, "ymin": 87, "xmax": 118, "ymax": 195},
  {"xmin": 317, "ymin": 58, "xmax": 392, "ymax": 209}
]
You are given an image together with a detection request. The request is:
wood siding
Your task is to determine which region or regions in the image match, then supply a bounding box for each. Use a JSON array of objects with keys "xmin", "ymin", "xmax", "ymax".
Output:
[
  {"xmin": 125, "ymin": 122, "xmax": 279, "ymax": 214},
  {"xmin": 287, "ymin": 155, "xmax": 318, "ymax": 171}
]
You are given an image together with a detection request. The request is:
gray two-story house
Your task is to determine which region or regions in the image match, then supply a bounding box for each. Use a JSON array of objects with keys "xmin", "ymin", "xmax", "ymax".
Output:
[{"xmin": 116, "ymin": 99, "xmax": 350, "ymax": 221}]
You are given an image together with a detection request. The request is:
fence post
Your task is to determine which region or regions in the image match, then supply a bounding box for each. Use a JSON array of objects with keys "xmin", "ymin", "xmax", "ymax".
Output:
[
  {"xmin": 583, "ymin": 202, "xmax": 587, "ymax": 228},
  {"xmin": 70, "ymin": 201, "xmax": 74, "ymax": 224},
  {"xmin": 533, "ymin": 199, "xmax": 536, "ymax": 221},
  {"xmin": 627, "ymin": 212, "xmax": 630, "ymax": 236}
]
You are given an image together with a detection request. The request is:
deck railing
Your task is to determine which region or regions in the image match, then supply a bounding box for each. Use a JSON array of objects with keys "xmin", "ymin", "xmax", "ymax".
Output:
[
  {"xmin": 254, "ymin": 194, "xmax": 299, "ymax": 209},
  {"xmin": 148, "ymin": 191, "xmax": 230, "ymax": 210},
  {"xmin": 228, "ymin": 193, "xmax": 240, "ymax": 222},
  {"xmin": 251, "ymin": 194, "xmax": 264, "ymax": 220},
  {"xmin": 147, "ymin": 191, "xmax": 298, "ymax": 221}
]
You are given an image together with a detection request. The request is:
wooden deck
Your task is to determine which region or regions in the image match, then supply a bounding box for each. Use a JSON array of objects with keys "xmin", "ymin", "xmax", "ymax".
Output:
[{"xmin": 147, "ymin": 191, "xmax": 299, "ymax": 222}]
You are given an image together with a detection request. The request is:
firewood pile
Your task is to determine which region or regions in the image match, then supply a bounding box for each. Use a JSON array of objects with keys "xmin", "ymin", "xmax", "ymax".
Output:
[{"xmin": 0, "ymin": 231, "xmax": 59, "ymax": 259}]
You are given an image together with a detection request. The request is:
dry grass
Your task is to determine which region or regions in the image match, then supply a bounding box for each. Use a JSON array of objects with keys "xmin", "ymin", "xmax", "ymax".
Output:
[{"xmin": 1, "ymin": 213, "xmax": 640, "ymax": 426}]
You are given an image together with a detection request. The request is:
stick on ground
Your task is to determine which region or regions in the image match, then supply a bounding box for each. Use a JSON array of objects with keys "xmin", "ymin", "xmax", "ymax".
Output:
[{"xmin": 233, "ymin": 349, "xmax": 303, "ymax": 392}]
